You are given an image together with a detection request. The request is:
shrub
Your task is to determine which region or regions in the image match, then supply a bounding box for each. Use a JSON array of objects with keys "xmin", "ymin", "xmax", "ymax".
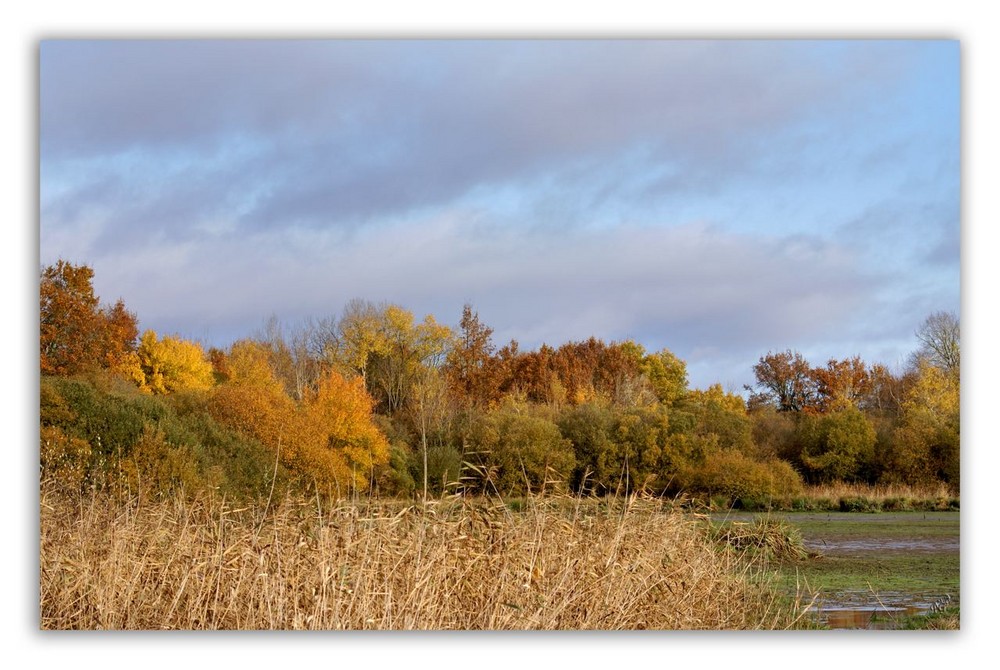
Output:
[
  {"xmin": 117, "ymin": 425, "xmax": 201, "ymax": 498},
  {"xmin": 677, "ymin": 450, "xmax": 803, "ymax": 505},
  {"xmin": 469, "ymin": 409, "xmax": 575, "ymax": 495},
  {"xmin": 40, "ymin": 425, "xmax": 92, "ymax": 491}
]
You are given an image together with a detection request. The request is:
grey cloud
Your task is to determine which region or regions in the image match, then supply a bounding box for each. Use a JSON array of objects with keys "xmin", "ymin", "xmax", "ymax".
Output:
[
  {"xmin": 79, "ymin": 214, "xmax": 887, "ymax": 389},
  {"xmin": 42, "ymin": 40, "xmax": 920, "ymax": 237}
]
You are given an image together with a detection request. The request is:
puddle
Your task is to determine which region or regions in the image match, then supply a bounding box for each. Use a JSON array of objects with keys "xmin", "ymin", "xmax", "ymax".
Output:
[
  {"xmin": 711, "ymin": 512, "xmax": 960, "ymax": 629},
  {"xmin": 803, "ymin": 537, "xmax": 960, "ymax": 554},
  {"xmin": 807, "ymin": 591, "xmax": 957, "ymax": 629}
]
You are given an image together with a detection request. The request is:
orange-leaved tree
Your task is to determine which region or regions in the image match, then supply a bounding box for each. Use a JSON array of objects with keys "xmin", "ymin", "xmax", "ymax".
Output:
[{"xmin": 40, "ymin": 260, "xmax": 139, "ymax": 376}]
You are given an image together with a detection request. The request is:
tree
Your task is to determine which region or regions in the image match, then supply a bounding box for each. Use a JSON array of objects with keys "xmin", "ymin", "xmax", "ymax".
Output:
[
  {"xmin": 797, "ymin": 406, "xmax": 876, "ymax": 483},
  {"xmin": 335, "ymin": 299, "xmax": 390, "ymax": 384},
  {"xmin": 747, "ymin": 350, "xmax": 817, "ymax": 412},
  {"xmin": 445, "ymin": 304, "xmax": 501, "ymax": 410},
  {"xmin": 811, "ymin": 356, "xmax": 872, "ymax": 413},
  {"xmin": 469, "ymin": 409, "xmax": 575, "ymax": 495},
  {"xmin": 258, "ymin": 316, "xmax": 323, "ymax": 401},
  {"xmin": 300, "ymin": 369, "xmax": 391, "ymax": 492},
  {"xmin": 368, "ymin": 306, "xmax": 453, "ymax": 414},
  {"xmin": 914, "ymin": 311, "xmax": 960, "ymax": 377},
  {"xmin": 136, "ymin": 330, "xmax": 215, "ymax": 394},
  {"xmin": 409, "ymin": 366, "xmax": 454, "ymax": 501},
  {"xmin": 209, "ymin": 340, "xmax": 390, "ymax": 495},
  {"xmin": 885, "ymin": 358, "xmax": 960, "ymax": 488},
  {"xmin": 641, "ymin": 347, "xmax": 688, "ymax": 407},
  {"xmin": 40, "ymin": 260, "xmax": 138, "ymax": 376}
]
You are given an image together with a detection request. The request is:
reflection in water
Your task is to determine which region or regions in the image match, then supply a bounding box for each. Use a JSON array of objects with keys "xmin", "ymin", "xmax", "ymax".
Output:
[
  {"xmin": 815, "ymin": 605, "xmax": 916, "ymax": 630},
  {"xmin": 809, "ymin": 593, "xmax": 956, "ymax": 629}
]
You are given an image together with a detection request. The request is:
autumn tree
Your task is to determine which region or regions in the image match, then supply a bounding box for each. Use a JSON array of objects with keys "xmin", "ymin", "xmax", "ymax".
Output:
[
  {"xmin": 208, "ymin": 339, "xmax": 390, "ymax": 494},
  {"xmin": 641, "ymin": 347, "xmax": 688, "ymax": 407},
  {"xmin": 505, "ymin": 344, "xmax": 562, "ymax": 405},
  {"xmin": 409, "ymin": 365, "xmax": 455, "ymax": 500},
  {"xmin": 885, "ymin": 358, "xmax": 960, "ymax": 488},
  {"xmin": 811, "ymin": 356, "xmax": 872, "ymax": 413},
  {"xmin": 40, "ymin": 260, "xmax": 139, "ymax": 376},
  {"xmin": 334, "ymin": 299, "xmax": 390, "ymax": 384},
  {"xmin": 445, "ymin": 304, "xmax": 502, "ymax": 410},
  {"xmin": 796, "ymin": 406, "xmax": 877, "ymax": 483},
  {"xmin": 300, "ymin": 369, "xmax": 391, "ymax": 492},
  {"xmin": 368, "ymin": 306, "xmax": 453, "ymax": 414},
  {"xmin": 747, "ymin": 350, "xmax": 817, "ymax": 412},
  {"xmin": 468, "ymin": 408, "xmax": 575, "ymax": 495},
  {"xmin": 258, "ymin": 316, "xmax": 324, "ymax": 401},
  {"xmin": 598, "ymin": 340, "xmax": 656, "ymax": 407},
  {"xmin": 135, "ymin": 330, "xmax": 215, "ymax": 394},
  {"xmin": 208, "ymin": 342, "xmax": 302, "ymax": 480}
]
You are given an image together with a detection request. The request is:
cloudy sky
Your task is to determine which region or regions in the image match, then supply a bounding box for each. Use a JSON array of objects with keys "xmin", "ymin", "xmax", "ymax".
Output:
[{"xmin": 39, "ymin": 39, "xmax": 959, "ymax": 390}]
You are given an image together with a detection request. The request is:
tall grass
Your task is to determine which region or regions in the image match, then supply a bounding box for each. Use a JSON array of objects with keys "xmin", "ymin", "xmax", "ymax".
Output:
[
  {"xmin": 40, "ymin": 483, "xmax": 808, "ymax": 630},
  {"xmin": 794, "ymin": 481, "xmax": 959, "ymax": 512}
]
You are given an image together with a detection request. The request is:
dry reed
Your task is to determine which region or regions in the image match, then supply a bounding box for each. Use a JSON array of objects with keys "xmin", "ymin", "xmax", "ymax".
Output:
[
  {"xmin": 803, "ymin": 481, "xmax": 955, "ymax": 502},
  {"xmin": 40, "ymin": 485, "xmax": 807, "ymax": 630}
]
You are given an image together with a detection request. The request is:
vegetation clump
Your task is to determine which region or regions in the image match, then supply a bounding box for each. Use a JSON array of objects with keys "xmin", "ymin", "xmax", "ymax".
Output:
[{"xmin": 40, "ymin": 486, "xmax": 808, "ymax": 630}]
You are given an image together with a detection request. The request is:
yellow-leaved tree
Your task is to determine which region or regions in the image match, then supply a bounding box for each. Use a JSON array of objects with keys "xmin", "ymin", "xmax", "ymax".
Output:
[
  {"xmin": 887, "ymin": 359, "xmax": 960, "ymax": 488},
  {"xmin": 300, "ymin": 370, "xmax": 390, "ymax": 493},
  {"xmin": 135, "ymin": 330, "xmax": 215, "ymax": 394},
  {"xmin": 208, "ymin": 339, "xmax": 390, "ymax": 495}
]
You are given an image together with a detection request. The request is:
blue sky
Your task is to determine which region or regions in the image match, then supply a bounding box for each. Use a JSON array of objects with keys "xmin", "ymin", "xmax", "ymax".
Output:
[{"xmin": 39, "ymin": 39, "xmax": 960, "ymax": 390}]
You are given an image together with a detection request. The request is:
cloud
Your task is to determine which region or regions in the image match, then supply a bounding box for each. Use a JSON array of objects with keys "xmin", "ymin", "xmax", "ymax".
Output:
[
  {"xmin": 41, "ymin": 40, "xmax": 922, "ymax": 236},
  {"xmin": 76, "ymin": 210, "xmax": 885, "ymax": 389},
  {"xmin": 39, "ymin": 40, "xmax": 959, "ymax": 389}
]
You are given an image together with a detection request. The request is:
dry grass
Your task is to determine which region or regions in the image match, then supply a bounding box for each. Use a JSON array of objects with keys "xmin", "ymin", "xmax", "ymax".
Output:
[
  {"xmin": 805, "ymin": 481, "xmax": 952, "ymax": 500},
  {"xmin": 40, "ymin": 485, "xmax": 808, "ymax": 630},
  {"xmin": 802, "ymin": 481, "xmax": 958, "ymax": 506}
]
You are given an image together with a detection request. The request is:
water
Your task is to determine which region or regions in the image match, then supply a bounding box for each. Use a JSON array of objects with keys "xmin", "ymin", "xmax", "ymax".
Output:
[
  {"xmin": 713, "ymin": 511, "xmax": 960, "ymax": 629},
  {"xmin": 808, "ymin": 591, "xmax": 957, "ymax": 629}
]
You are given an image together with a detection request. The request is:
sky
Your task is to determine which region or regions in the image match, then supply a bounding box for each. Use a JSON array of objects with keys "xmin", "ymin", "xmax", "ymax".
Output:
[{"xmin": 38, "ymin": 39, "xmax": 960, "ymax": 391}]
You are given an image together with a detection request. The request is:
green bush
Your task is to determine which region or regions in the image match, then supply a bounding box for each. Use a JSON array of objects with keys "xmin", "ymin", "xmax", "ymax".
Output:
[
  {"xmin": 676, "ymin": 450, "xmax": 803, "ymax": 505},
  {"xmin": 469, "ymin": 408, "xmax": 575, "ymax": 495},
  {"xmin": 839, "ymin": 496, "xmax": 881, "ymax": 513},
  {"xmin": 40, "ymin": 375, "xmax": 291, "ymax": 500}
]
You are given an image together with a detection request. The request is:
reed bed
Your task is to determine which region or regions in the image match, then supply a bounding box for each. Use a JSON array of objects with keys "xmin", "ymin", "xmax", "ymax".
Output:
[
  {"xmin": 793, "ymin": 481, "xmax": 959, "ymax": 512},
  {"xmin": 40, "ymin": 485, "xmax": 808, "ymax": 630}
]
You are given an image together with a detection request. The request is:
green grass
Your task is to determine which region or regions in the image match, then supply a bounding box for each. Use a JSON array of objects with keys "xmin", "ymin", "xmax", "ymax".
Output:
[{"xmin": 710, "ymin": 511, "xmax": 959, "ymax": 628}]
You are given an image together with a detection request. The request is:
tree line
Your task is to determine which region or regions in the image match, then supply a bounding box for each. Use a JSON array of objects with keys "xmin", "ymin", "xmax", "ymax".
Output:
[{"xmin": 39, "ymin": 260, "xmax": 960, "ymax": 502}]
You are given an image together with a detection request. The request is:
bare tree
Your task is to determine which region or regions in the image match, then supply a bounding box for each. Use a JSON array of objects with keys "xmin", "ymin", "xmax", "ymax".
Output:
[{"xmin": 915, "ymin": 311, "xmax": 960, "ymax": 376}]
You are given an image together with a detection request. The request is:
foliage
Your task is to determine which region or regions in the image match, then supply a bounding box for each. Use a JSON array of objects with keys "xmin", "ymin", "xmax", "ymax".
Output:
[
  {"xmin": 40, "ymin": 425, "xmax": 92, "ymax": 491},
  {"xmin": 38, "ymin": 262, "xmax": 960, "ymax": 499},
  {"xmin": 796, "ymin": 407, "xmax": 877, "ymax": 483},
  {"xmin": 747, "ymin": 350, "xmax": 816, "ymax": 412},
  {"xmin": 40, "ymin": 260, "xmax": 139, "ymax": 377},
  {"xmin": 208, "ymin": 340, "xmax": 391, "ymax": 494},
  {"xmin": 136, "ymin": 330, "xmax": 215, "ymax": 394},
  {"xmin": 300, "ymin": 369, "xmax": 392, "ymax": 492},
  {"xmin": 678, "ymin": 384, "xmax": 755, "ymax": 454},
  {"xmin": 468, "ymin": 408, "xmax": 575, "ymax": 495},
  {"xmin": 641, "ymin": 347, "xmax": 688, "ymax": 406},
  {"xmin": 676, "ymin": 450, "xmax": 804, "ymax": 504},
  {"xmin": 445, "ymin": 303, "xmax": 502, "ymax": 409},
  {"xmin": 811, "ymin": 357, "xmax": 873, "ymax": 412},
  {"xmin": 40, "ymin": 374, "xmax": 292, "ymax": 500},
  {"xmin": 116, "ymin": 424, "xmax": 201, "ymax": 498},
  {"xmin": 884, "ymin": 359, "xmax": 960, "ymax": 488}
]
